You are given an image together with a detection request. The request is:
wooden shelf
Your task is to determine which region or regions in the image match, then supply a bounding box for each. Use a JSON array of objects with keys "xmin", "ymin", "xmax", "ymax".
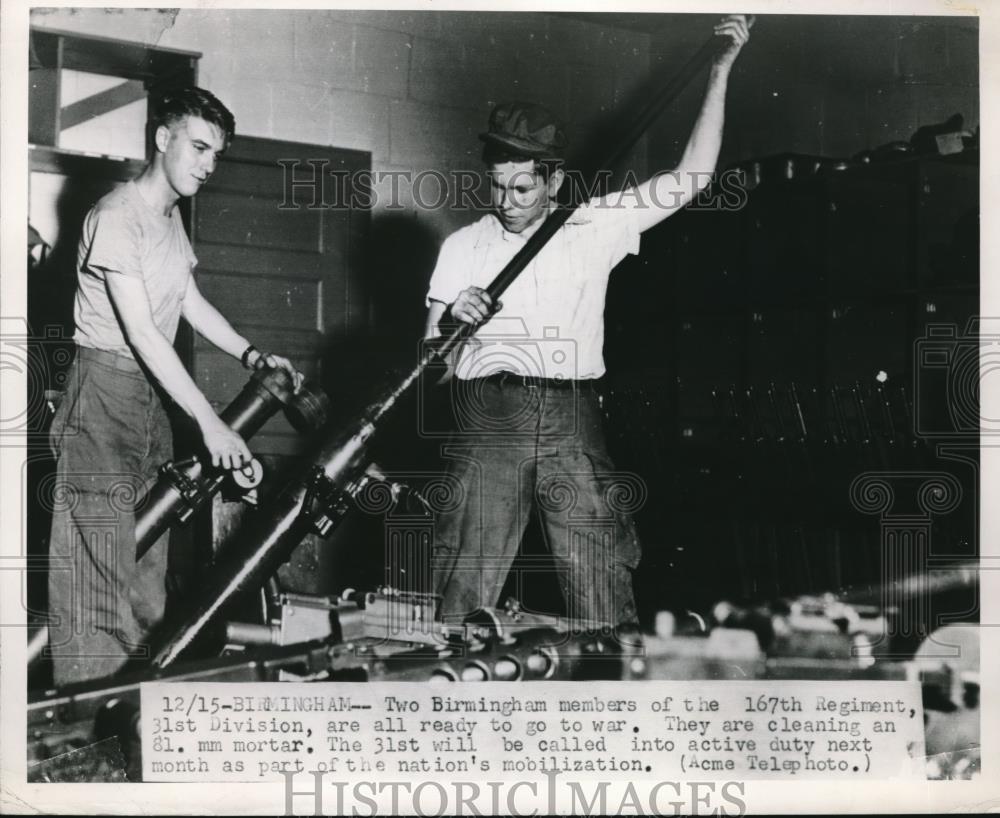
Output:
[
  {"xmin": 31, "ymin": 27, "xmax": 200, "ymax": 81},
  {"xmin": 29, "ymin": 26, "xmax": 199, "ymax": 150},
  {"xmin": 29, "ymin": 143, "xmax": 146, "ymax": 180}
]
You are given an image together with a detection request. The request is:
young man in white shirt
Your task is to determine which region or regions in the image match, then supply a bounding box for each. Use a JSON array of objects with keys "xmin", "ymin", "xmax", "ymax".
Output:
[
  {"xmin": 48, "ymin": 87, "xmax": 302, "ymax": 684},
  {"xmin": 425, "ymin": 16, "xmax": 750, "ymax": 628}
]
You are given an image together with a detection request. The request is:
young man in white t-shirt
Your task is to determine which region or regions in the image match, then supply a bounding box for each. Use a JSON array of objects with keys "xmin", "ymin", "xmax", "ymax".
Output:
[
  {"xmin": 48, "ymin": 87, "xmax": 302, "ymax": 684},
  {"xmin": 425, "ymin": 16, "xmax": 750, "ymax": 628}
]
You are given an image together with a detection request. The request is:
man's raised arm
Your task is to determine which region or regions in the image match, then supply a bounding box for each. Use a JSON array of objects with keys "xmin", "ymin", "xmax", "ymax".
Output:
[{"xmin": 629, "ymin": 14, "xmax": 752, "ymax": 233}]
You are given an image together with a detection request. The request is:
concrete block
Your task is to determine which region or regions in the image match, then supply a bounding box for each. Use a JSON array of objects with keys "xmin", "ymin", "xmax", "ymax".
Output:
[
  {"xmin": 727, "ymin": 80, "xmax": 823, "ymax": 158},
  {"xmin": 326, "ymin": 90, "xmax": 391, "ymax": 161},
  {"xmin": 946, "ymin": 26, "xmax": 979, "ymax": 87},
  {"xmin": 512, "ymin": 26, "xmax": 558, "ymax": 67},
  {"xmin": 229, "ymin": 10, "xmax": 299, "ymax": 83},
  {"xmin": 159, "ymin": 9, "xmax": 232, "ymax": 62},
  {"xmin": 648, "ymin": 42, "xmax": 695, "ymax": 81},
  {"xmin": 819, "ymin": 87, "xmax": 870, "ymax": 157},
  {"xmin": 434, "ymin": 11, "xmax": 487, "ymax": 43},
  {"xmin": 292, "ymin": 13, "xmax": 356, "ymax": 91},
  {"xmin": 191, "ymin": 16, "xmax": 243, "ymax": 88},
  {"xmin": 916, "ymin": 84, "xmax": 978, "ymax": 132},
  {"xmin": 197, "ymin": 54, "xmax": 233, "ymax": 91},
  {"xmin": 729, "ymin": 15, "xmax": 835, "ymax": 92},
  {"xmin": 408, "ymin": 36, "xmax": 471, "ymax": 106},
  {"xmin": 500, "ymin": 12, "xmax": 549, "ymax": 40},
  {"xmin": 511, "ymin": 56, "xmax": 570, "ymax": 122},
  {"xmin": 473, "ymin": 11, "xmax": 547, "ymax": 58},
  {"xmin": 269, "ymin": 81, "xmax": 336, "ymax": 148},
  {"xmin": 613, "ymin": 42, "xmax": 652, "ymax": 108},
  {"xmin": 470, "ymin": 49, "xmax": 523, "ymax": 110},
  {"xmin": 269, "ymin": 82, "xmax": 391, "ymax": 160},
  {"xmin": 389, "ymin": 99, "xmax": 480, "ymax": 168},
  {"xmin": 649, "ymin": 14, "xmax": 716, "ymax": 63},
  {"xmin": 569, "ymin": 61, "xmax": 617, "ymax": 126},
  {"xmin": 348, "ymin": 9, "xmax": 442, "ymax": 39},
  {"xmin": 735, "ymin": 125, "xmax": 774, "ymax": 162},
  {"xmin": 211, "ymin": 74, "xmax": 273, "ymax": 139},
  {"xmin": 897, "ymin": 20, "xmax": 948, "ymax": 82},
  {"xmin": 410, "ymin": 24, "xmax": 527, "ymax": 108},
  {"xmin": 866, "ymin": 84, "xmax": 922, "ymax": 146},
  {"xmin": 810, "ymin": 16, "xmax": 897, "ymax": 87},
  {"xmin": 781, "ymin": 85, "xmax": 824, "ymax": 157},
  {"xmin": 546, "ymin": 15, "xmax": 601, "ymax": 58},
  {"xmin": 355, "ymin": 25, "xmax": 411, "ymax": 98},
  {"xmin": 291, "ymin": 9, "xmax": 378, "ymax": 29},
  {"xmin": 593, "ymin": 25, "xmax": 649, "ymax": 67}
]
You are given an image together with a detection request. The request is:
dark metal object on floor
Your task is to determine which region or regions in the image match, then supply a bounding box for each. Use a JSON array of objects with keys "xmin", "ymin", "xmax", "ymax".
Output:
[
  {"xmin": 27, "ymin": 736, "xmax": 129, "ymax": 783},
  {"xmin": 29, "ymin": 579, "xmax": 979, "ymax": 782},
  {"xmin": 29, "ymin": 593, "xmax": 641, "ymax": 778}
]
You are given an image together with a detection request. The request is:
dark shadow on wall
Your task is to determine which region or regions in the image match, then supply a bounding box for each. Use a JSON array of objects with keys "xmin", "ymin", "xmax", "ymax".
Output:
[{"xmin": 311, "ymin": 212, "xmax": 450, "ymax": 596}]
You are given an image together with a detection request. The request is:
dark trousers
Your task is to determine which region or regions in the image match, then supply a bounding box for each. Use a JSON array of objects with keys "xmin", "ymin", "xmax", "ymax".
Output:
[
  {"xmin": 432, "ymin": 376, "xmax": 641, "ymax": 628},
  {"xmin": 47, "ymin": 346, "xmax": 171, "ymax": 685}
]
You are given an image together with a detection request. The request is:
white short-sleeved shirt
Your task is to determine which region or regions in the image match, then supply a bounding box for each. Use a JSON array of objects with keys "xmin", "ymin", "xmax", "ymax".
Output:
[
  {"xmin": 426, "ymin": 196, "xmax": 641, "ymax": 380},
  {"xmin": 74, "ymin": 180, "xmax": 197, "ymax": 357}
]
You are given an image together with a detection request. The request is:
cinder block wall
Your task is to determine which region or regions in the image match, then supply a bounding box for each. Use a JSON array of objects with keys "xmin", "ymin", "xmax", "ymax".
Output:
[
  {"xmin": 648, "ymin": 14, "xmax": 978, "ymax": 169},
  {"xmin": 32, "ymin": 10, "xmax": 977, "ymax": 226},
  {"xmin": 31, "ymin": 8, "xmax": 651, "ymax": 239}
]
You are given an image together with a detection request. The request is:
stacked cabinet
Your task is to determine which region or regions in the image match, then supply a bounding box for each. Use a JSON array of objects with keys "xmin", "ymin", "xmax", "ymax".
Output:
[{"xmin": 603, "ymin": 153, "xmax": 978, "ymax": 613}]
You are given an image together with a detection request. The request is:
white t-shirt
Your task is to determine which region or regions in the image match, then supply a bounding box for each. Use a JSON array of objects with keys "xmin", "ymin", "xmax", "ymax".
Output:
[
  {"xmin": 426, "ymin": 196, "xmax": 641, "ymax": 380},
  {"xmin": 74, "ymin": 180, "xmax": 196, "ymax": 357}
]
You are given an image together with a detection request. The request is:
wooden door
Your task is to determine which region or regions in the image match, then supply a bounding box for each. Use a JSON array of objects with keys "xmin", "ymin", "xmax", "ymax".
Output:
[{"xmin": 188, "ymin": 135, "xmax": 370, "ymax": 456}]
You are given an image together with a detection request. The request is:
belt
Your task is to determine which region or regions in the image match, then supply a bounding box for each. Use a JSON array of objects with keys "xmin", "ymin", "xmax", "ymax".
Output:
[
  {"xmin": 472, "ymin": 372, "xmax": 600, "ymax": 390},
  {"xmin": 77, "ymin": 345, "xmax": 145, "ymax": 375}
]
